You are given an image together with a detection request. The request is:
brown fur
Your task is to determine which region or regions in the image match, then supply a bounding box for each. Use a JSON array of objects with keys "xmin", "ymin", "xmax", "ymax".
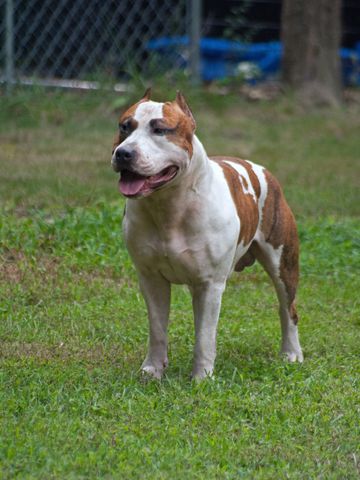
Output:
[
  {"xmin": 259, "ymin": 170, "xmax": 299, "ymax": 322},
  {"xmin": 112, "ymin": 117, "xmax": 139, "ymax": 153},
  {"xmin": 210, "ymin": 158, "xmax": 259, "ymax": 246},
  {"xmin": 112, "ymin": 132, "xmax": 121, "ymax": 154},
  {"xmin": 210, "ymin": 158, "xmax": 299, "ymax": 323},
  {"xmin": 210, "ymin": 156, "xmax": 261, "ymax": 199},
  {"xmin": 289, "ymin": 300, "xmax": 299, "ymax": 324},
  {"xmin": 162, "ymin": 102, "xmax": 195, "ymax": 157},
  {"xmin": 112, "ymin": 95, "xmax": 150, "ymax": 153},
  {"xmin": 120, "ymin": 101, "xmax": 145, "ymax": 122}
]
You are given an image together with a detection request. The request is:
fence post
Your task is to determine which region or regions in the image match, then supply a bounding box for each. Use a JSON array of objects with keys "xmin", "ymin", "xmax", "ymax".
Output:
[
  {"xmin": 5, "ymin": 0, "xmax": 15, "ymax": 94},
  {"xmin": 189, "ymin": 0, "xmax": 201, "ymax": 85}
]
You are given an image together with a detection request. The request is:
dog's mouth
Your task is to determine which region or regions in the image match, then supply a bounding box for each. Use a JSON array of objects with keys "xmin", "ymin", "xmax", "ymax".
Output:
[{"xmin": 118, "ymin": 166, "xmax": 179, "ymax": 197}]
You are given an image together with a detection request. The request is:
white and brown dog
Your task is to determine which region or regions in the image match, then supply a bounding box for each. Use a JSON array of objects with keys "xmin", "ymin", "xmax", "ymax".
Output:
[{"xmin": 111, "ymin": 89, "xmax": 303, "ymax": 380}]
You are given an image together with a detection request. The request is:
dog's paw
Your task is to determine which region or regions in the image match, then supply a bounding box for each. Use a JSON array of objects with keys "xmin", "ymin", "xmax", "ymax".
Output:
[
  {"xmin": 140, "ymin": 364, "xmax": 164, "ymax": 380},
  {"xmin": 281, "ymin": 349, "xmax": 304, "ymax": 363},
  {"xmin": 140, "ymin": 355, "xmax": 168, "ymax": 380},
  {"xmin": 141, "ymin": 365, "xmax": 163, "ymax": 380},
  {"xmin": 191, "ymin": 366, "xmax": 215, "ymax": 382}
]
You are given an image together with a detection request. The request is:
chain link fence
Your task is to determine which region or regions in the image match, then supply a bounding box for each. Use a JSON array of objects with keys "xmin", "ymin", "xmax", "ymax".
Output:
[{"xmin": 0, "ymin": 0, "xmax": 201, "ymax": 90}]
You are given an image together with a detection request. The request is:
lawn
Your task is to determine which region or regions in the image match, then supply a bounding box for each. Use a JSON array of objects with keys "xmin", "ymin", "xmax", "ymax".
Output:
[{"xmin": 0, "ymin": 86, "xmax": 359, "ymax": 479}]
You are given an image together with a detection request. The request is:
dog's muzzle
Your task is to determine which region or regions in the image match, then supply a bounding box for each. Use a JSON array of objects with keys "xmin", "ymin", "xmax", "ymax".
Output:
[{"xmin": 112, "ymin": 147, "xmax": 138, "ymax": 172}]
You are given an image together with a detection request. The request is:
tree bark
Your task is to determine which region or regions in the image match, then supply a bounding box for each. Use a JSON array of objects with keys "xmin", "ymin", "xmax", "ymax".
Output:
[{"xmin": 281, "ymin": 0, "xmax": 342, "ymax": 106}]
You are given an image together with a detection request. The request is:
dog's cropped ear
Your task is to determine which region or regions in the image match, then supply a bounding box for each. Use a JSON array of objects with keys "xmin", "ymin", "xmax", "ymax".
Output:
[
  {"xmin": 175, "ymin": 91, "xmax": 196, "ymax": 130},
  {"xmin": 141, "ymin": 87, "xmax": 152, "ymax": 101}
]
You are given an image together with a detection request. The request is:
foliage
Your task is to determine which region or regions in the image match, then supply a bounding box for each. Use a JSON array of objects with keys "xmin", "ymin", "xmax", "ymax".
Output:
[{"xmin": 223, "ymin": 1, "xmax": 257, "ymax": 43}]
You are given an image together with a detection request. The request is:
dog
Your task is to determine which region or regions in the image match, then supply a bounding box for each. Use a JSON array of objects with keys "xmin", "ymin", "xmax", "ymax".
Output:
[{"xmin": 111, "ymin": 89, "xmax": 303, "ymax": 380}]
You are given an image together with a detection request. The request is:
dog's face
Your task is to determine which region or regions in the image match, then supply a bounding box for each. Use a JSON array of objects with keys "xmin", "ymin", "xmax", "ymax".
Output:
[{"xmin": 112, "ymin": 89, "xmax": 196, "ymax": 198}]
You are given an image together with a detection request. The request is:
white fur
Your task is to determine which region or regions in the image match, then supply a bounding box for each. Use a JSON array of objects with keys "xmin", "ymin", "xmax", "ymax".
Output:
[{"xmin": 247, "ymin": 160, "xmax": 268, "ymax": 225}]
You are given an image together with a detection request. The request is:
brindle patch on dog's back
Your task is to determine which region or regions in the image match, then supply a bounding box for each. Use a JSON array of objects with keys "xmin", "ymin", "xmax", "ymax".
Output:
[
  {"xmin": 210, "ymin": 157, "xmax": 259, "ymax": 246},
  {"xmin": 211, "ymin": 156, "xmax": 261, "ymax": 199}
]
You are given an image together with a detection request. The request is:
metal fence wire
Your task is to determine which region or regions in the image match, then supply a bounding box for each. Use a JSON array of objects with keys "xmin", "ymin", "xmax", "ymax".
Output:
[{"xmin": 0, "ymin": 0, "xmax": 195, "ymax": 88}]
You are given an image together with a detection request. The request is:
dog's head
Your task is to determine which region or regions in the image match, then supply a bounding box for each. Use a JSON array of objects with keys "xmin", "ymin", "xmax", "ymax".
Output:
[{"xmin": 111, "ymin": 89, "xmax": 196, "ymax": 198}]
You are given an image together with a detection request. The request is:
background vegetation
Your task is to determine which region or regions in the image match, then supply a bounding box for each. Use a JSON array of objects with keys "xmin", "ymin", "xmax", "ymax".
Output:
[{"xmin": 0, "ymin": 86, "xmax": 359, "ymax": 478}]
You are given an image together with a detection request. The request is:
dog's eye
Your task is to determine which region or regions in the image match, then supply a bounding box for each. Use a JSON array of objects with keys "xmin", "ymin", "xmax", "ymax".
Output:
[
  {"xmin": 153, "ymin": 127, "xmax": 167, "ymax": 136},
  {"xmin": 119, "ymin": 123, "xmax": 130, "ymax": 135}
]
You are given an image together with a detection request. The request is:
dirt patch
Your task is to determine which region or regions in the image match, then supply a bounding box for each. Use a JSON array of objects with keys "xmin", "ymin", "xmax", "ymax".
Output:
[
  {"xmin": 0, "ymin": 250, "xmax": 60, "ymax": 284},
  {"xmin": 0, "ymin": 341, "xmax": 132, "ymax": 367},
  {"xmin": 0, "ymin": 250, "xmax": 26, "ymax": 283},
  {"xmin": 0, "ymin": 261, "xmax": 24, "ymax": 283},
  {"xmin": 0, "ymin": 250, "xmax": 132, "ymax": 287}
]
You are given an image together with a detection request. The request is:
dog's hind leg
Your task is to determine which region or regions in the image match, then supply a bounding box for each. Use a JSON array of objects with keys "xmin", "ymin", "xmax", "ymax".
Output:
[
  {"xmin": 139, "ymin": 273, "xmax": 171, "ymax": 379},
  {"xmin": 251, "ymin": 235, "xmax": 303, "ymax": 362},
  {"xmin": 251, "ymin": 171, "xmax": 303, "ymax": 362}
]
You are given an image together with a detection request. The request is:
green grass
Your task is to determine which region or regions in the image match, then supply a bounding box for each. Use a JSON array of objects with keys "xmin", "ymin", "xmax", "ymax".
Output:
[{"xmin": 0, "ymin": 86, "xmax": 360, "ymax": 479}]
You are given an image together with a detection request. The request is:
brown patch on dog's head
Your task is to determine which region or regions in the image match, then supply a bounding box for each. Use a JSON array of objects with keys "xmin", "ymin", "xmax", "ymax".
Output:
[
  {"xmin": 162, "ymin": 91, "xmax": 196, "ymax": 157},
  {"xmin": 112, "ymin": 88, "xmax": 152, "ymax": 153},
  {"xmin": 175, "ymin": 91, "xmax": 196, "ymax": 128},
  {"xmin": 141, "ymin": 87, "xmax": 152, "ymax": 101},
  {"xmin": 121, "ymin": 87, "xmax": 152, "ymax": 119}
]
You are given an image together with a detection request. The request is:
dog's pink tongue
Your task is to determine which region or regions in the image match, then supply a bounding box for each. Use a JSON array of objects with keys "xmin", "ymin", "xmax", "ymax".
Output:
[{"xmin": 119, "ymin": 171, "xmax": 146, "ymax": 196}]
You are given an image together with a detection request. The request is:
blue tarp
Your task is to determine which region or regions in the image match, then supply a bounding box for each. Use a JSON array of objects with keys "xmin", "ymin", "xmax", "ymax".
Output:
[{"xmin": 147, "ymin": 37, "xmax": 360, "ymax": 85}]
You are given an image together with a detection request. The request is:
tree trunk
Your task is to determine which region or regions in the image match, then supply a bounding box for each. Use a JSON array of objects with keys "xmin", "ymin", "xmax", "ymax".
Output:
[{"xmin": 281, "ymin": 0, "xmax": 342, "ymax": 106}]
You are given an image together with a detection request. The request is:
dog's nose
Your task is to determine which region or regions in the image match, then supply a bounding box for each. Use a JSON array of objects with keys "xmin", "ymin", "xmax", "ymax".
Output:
[{"xmin": 115, "ymin": 147, "xmax": 136, "ymax": 166}]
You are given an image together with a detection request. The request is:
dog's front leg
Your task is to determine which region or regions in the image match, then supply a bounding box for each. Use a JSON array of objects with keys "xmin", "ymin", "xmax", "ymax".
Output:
[
  {"xmin": 139, "ymin": 273, "xmax": 171, "ymax": 379},
  {"xmin": 191, "ymin": 282, "xmax": 226, "ymax": 380}
]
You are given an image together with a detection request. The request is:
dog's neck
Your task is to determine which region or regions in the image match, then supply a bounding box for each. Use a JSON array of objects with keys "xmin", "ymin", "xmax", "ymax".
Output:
[
  {"xmin": 132, "ymin": 134, "xmax": 211, "ymax": 222},
  {"xmin": 185, "ymin": 134, "xmax": 210, "ymax": 187}
]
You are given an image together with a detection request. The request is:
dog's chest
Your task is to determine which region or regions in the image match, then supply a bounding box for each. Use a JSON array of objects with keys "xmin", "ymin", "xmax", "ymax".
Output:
[
  {"xmin": 123, "ymin": 206, "xmax": 237, "ymax": 284},
  {"xmin": 128, "ymin": 230, "xmax": 202, "ymax": 284}
]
